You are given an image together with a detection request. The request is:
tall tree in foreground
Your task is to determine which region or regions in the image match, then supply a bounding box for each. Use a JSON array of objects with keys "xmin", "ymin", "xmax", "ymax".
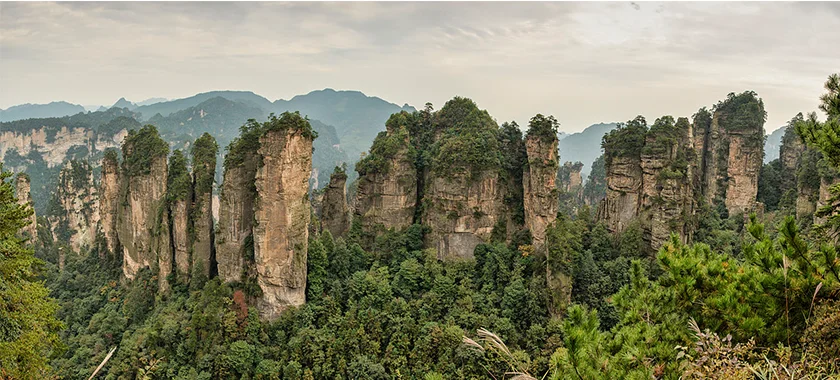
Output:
[
  {"xmin": 796, "ymin": 73, "xmax": 840, "ymax": 238},
  {"xmin": 0, "ymin": 163, "xmax": 63, "ymax": 378}
]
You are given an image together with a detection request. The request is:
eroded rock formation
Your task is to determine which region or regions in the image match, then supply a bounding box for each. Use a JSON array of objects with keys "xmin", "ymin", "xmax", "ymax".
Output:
[
  {"xmin": 191, "ymin": 133, "xmax": 218, "ymax": 280},
  {"xmin": 320, "ymin": 167, "xmax": 350, "ymax": 238},
  {"xmin": 49, "ymin": 160, "xmax": 100, "ymax": 253},
  {"xmin": 523, "ymin": 121, "xmax": 560, "ymax": 248},
  {"xmin": 354, "ymin": 124, "xmax": 417, "ymax": 242},
  {"xmin": 99, "ymin": 150, "xmax": 120, "ymax": 255},
  {"xmin": 116, "ymin": 126, "xmax": 170, "ymax": 287},
  {"xmin": 253, "ymin": 120, "xmax": 314, "ymax": 319},
  {"xmin": 216, "ymin": 132, "xmax": 259, "ymax": 284},
  {"xmin": 14, "ymin": 173, "xmax": 37, "ymax": 240}
]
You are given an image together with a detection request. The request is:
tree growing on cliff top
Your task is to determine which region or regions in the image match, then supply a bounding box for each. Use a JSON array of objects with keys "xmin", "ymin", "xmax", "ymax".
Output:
[{"xmin": 0, "ymin": 163, "xmax": 63, "ymax": 378}]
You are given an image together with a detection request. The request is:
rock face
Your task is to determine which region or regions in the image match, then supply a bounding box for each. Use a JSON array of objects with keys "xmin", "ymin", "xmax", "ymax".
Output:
[
  {"xmin": 599, "ymin": 117, "xmax": 646, "ymax": 234},
  {"xmin": 253, "ymin": 125, "xmax": 314, "ymax": 320},
  {"xmin": 14, "ymin": 173, "xmax": 37, "ymax": 240},
  {"xmin": 0, "ymin": 126, "xmax": 126, "ymax": 168},
  {"xmin": 723, "ymin": 132, "xmax": 762, "ymax": 215},
  {"xmin": 171, "ymin": 199, "xmax": 190, "ymax": 282},
  {"xmin": 191, "ymin": 133, "xmax": 218, "ymax": 280},
  {"xmin": 320, "ymin": 168, "xmax": 350, "ymax": 237},
  {"xmin": 599, "ymin": 116, "xmax": 697, "ymax": 250},
  {"xmin": 423, "ymin": 172, "xmax": 504, "ymax": 260},
  {"xmin": 49, "ymin": 160, "xmax": 100, "ymax": 253},
  {"xmin": 116, "ymin": 126, "xmax": 170, "ymax": 285},
  {"xmin": 99, "ymin": 151, "xmax": 120, "ymax": 255},
  {"xmin": 354, "ymin": 125, "xmax": 417, "ymax": 242},
  {"xmin": 816, "ymin": 176, "xmax": 840, "ymax": 225},
  {"xmin": 216, "ymin": 150, "xmax": 258, "ymax": 284},
  {"xmin": 639, "ymin": 117, "xmax": 695, "ymax": 248},
  {"xmin": 523, "ymin": 132, "xmax": 559, "ymax": 248}
]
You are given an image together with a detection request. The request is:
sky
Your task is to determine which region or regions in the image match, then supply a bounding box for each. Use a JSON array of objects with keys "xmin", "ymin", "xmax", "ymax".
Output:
[{"xmin": 1, "ymin": 2, "xmax": 839, "ymax": 133}]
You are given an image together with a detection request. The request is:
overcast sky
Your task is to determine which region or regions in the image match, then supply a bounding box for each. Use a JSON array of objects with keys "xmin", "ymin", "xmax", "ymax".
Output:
[{"xmin": 1, "ymin": 2, "xmax": 839, "ymax": 133}]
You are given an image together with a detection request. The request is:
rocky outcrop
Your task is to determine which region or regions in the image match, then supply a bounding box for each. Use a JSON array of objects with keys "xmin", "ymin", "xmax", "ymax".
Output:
[
  {"xmin": 816, "ymin": 176, "xmax": 840, "ymax": 226},
  {"xmin": 253, "ymin": 115, "xmax": 315, "ymax": 320},
  {"xmin": 639, "ymin": 117, "xmax": 695, "ymax": 248},
  {"xmin": 354, "ymin": 125, "xmax": 417, "ymax": 242},
  {"xmin": 49, "ymin": 160, "xmax": 100, "ymax": 253},
  {"xmin": 598, "ymin": 117, "xmax": 646, "ymax": 234},
  {"xmin": 191, "ymin": 133, "xmax": 218, "ymax": 280},
  {"xmin": 216, "ymin": 145, "xmax": 259, "ymax": 284},
  {"xmin": 14, "ymin": 173, "xmax": 37, "ymax": 240},
  {"xmin": 598, "ymin": 116, "xmax": 697, "ymax": 250},
  {"xmin": 116, "ymin": 126, "xmax": 170, "ymax": 286},
  {"xmin": 320, "ymin": 167, "xmax": 350, "ymax": 237},
  {"xmin": 422, "ymin": 98, "xmax": 506, "ymax": 260},
  {"xmin": 171, "ymin": 199, "xmax": 190, "ymax": 282},
  {"xmin": 724, "ymin": 132, "xmax": 762, "ymax": 215},
  {"xmin": 423, "ymin": 172, "xmax": 504, "ymax": 260},
  {"xmin": 99, "ymin": 150, "xmax": 120, "ymax": 256},
  {"xmin": 523, "ymin": 127, "xmax": 559, "ymax": 248}
]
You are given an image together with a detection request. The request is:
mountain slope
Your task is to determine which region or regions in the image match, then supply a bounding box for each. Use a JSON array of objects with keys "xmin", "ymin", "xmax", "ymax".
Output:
[
  {"xmin": 135, "ymin": 91, "xmax": 274, "ymax": 120},
  {"xmin": 557, "ymin": 122, "xmax": 618, "ymax": 177},
  {"xmin": 273, "ymin": 88, "xmax": 415, "ymax": 161},
  {"xmin": 763, "ymin": 127, "xmax": 786, "ymax": 163},
  {"xmin": 0, "ymin": 101, "xmax": 87, "ymax": 122}
]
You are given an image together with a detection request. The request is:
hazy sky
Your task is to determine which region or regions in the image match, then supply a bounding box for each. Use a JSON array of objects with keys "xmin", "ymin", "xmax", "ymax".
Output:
[{"xmin": 2, "ymin": 2, "xmax": 839, "ymax": 133}]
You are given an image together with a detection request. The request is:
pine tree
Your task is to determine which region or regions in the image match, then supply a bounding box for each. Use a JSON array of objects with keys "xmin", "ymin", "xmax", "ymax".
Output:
[{"xmin": 0, "ymin": 163, "xmax": 63, "ymax": 378}]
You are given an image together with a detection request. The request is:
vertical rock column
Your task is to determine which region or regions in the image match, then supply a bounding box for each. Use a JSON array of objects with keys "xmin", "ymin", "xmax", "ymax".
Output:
[
  {"xmin": 14, "ymin": 173, "xmax": 38, "ymax": 240},
  {"xmin": 216, "ymin": 144, "xmax": 259, "ymax": 284},
  {"xmin": 253, "ymin": 114, "xmax": 315, "ymax": 320},
  {"xmin": 354, "ymin": 125, "xmax": 417, "ymax": 243},
  {"xmin": 523, "ymin": 129, "xmax": 559, "ymax": 248},
  {"xmin": 191, "ymin": 133, "xmax": 219, "ymax": 280},
  {"xmin": 49, "ymin": 160, "xmax": 100, "ymax": 253},
  {"xmin": 321, "ymin": 167, "xmax": 350, "ymax": 238},
  {"xmin": 99, "ymin": 150, "xmax": 120, "ymax": 256},
  {"xmin": 117, "ymin": 126, "xmax": 170, "ymax": 288}
]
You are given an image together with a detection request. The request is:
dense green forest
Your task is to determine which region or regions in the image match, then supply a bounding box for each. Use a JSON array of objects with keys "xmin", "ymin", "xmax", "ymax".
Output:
[{"xmin": 2, "ymin": 74, "xmax": 840, "ymax": 379}]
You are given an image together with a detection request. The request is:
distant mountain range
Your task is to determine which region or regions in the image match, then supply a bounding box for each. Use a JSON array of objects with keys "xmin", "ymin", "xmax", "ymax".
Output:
[
  {"xmin": 558, "ymin": 123, "xmax": 618, "ymax": 177},
  {"xmin": 0, "ymin": 101, "xmax": 87, "ymax": 122},
  {"xmin": 763, "ymin": 127, "xmax": 786, "ymax": 163}
]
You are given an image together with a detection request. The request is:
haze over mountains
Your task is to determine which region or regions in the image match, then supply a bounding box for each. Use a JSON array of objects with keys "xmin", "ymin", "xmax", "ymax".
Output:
[{"xmin": 1, "ymin": 87, "xmax": 788, "ymax": 193}]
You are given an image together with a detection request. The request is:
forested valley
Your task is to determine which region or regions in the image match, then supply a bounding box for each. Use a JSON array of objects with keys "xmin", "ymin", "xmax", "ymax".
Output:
[{"xmin": 2, "ymin": 73, "xmax": 840, "ymax": 380}]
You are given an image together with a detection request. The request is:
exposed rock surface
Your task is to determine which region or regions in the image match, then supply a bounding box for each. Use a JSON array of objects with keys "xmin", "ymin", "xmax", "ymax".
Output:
[
  {"xmin": 14, "ymin": 173, "xmax": 37, "ymax": 240},
  {"xmin": 216, "ymin": 153, "xmax": 258, "ymax": 284},
  {"xmin": 191, "ymin": 133, "xmax": 218, "ymax": 280},
  {"xmin": 599, "ymin": 156, "xmax": 643, "ymax": 234},
  {"xmin": 423, "ymin": 171, "xmax": 504, "ymax": 260},
  {"xmin": 171, "ymin": 199, "xmax": 190, "ymax": 282},
  {"xmin": 354, "ymin": 125, "xmax": 417, "ymax": 241},
  {"xmin": 49, "ymin": 160, "xmax": 100, "ymax": 253},
  {"xmin": 523, "ymin": 133, "xmax": 559, "ymax": 248},
  {"xmin": 99, "ymin": 152, "xmax": 120, "ymax": 255},
  {"xmin": 116, "ymin": 128, "xmax": 170, "ymax": 283},
  {"xmin": 253, "ymin": 127, "xmax": 314, "ymax": 320},
  {"xmin": 320, "ymin": 168, "xmax": 350, "ymax": 237},
  {"xmin": 724, "ymin": 132, "xmax": 762, "ymax": 215}
]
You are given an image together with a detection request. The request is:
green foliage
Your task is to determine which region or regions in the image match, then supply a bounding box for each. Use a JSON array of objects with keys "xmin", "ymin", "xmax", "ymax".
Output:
[
  {"xmin": 602, "ymin": 116, "xmax": 647, "ymax": 167},
  {"xmin": 526, "ymin": 114, "xmax": 560, "ymax": 143},
  {"xmin": 714, "ymin": 90, "xmax": 767, "ymax": 138},
  {"xmin": 122, "ymin": 125, "xmax": 170, "ymax": 177},
  {"xmin": 167, "ymin": 150, "xmax": 192, "ymax": 202},
  {"xmin": 263, "ymin": 111, "xmax": 318, "ymax": 140},
  {"xmin": 795, "ymin": 73, "xmax": 840, "ymax": 238},
  {"xmin": 757, "ymin": 158, "xmax": 782, "ymax": 211},
  {"xmin": 355, "ymin": 121, "xmax": 412, "ymax": 177},
  {"xmin": 0, "ymin": 163, "xmax": 63, "ymax": 379},
  {"xmin": 428, "ymin": 97, "xmax": 501, "ymax": 180},
  {"xmin": 192, "ymin": 133, "xmax": 219, "ymax": 196}
]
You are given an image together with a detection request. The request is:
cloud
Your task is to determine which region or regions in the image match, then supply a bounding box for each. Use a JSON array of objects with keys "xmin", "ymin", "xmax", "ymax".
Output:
[{"xmin": 1, "ymin": 2, "xmax": 838, "ymax": 132}]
